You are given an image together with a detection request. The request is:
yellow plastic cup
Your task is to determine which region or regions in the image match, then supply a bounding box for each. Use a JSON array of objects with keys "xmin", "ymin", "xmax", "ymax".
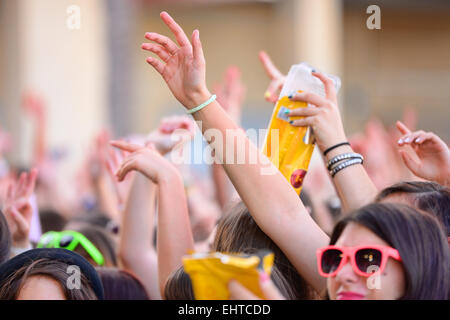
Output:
[{"xmin": 263, "ymin": 92, "xmax": 315, "ymax": 195}]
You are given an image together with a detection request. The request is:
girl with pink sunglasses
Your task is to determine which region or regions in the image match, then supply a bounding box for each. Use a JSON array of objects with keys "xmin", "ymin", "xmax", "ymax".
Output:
[{"xmin": 229, "ymin": 202, "xmax": 449, "ymax": 300}]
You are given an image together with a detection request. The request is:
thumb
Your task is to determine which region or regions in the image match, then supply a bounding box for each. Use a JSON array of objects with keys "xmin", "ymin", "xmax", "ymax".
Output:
[{"xmin": 228, "ymin": 280, "xmax": 260, "ymax": 300}]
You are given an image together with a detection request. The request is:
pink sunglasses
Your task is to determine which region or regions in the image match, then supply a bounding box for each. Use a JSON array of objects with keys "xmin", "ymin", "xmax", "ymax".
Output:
[{"xmin": 317, "ymin": 245, "xmax": 402, "ymax": 277}]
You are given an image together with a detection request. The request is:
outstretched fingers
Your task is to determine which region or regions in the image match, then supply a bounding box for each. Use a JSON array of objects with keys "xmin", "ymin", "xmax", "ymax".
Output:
[
  {"xmin": 160, "ymin": 11, "xmax": 191, "ymax": 48},
  {"xmin": 258, "ymin": 51, "xmax": 282, "ymax": 80},
  {"xmin": 24, "ymin": 168, "xmax": 38, "ymax": 197},
  {"xmin": 145, "ymin": 32, "xmax": 178, "ymax": 55},
  {"xmin": 142, "ymin": 43, "xmax": 171, "ymax": 62}
]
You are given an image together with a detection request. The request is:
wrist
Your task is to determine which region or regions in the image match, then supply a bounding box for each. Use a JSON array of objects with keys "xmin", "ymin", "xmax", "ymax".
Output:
[
  {"xmin": 156, "ymin": 164, "xmax": 182, "ymax": 186},
  {"xmin": 185, "ymin": 88, "xmax": 212, "ymax": 110},
  {"xmin": 325, "ymin": 145, "xmax": 354, "ymax": 162}
]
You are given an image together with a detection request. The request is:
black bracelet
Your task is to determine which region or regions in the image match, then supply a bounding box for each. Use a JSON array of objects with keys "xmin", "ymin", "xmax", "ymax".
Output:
[{"xmin": 323, "ymin": 142, "xmax": 351, "ymax": 156}]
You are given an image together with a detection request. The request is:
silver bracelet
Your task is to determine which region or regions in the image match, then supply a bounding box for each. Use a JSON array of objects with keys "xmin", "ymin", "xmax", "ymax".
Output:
[
  {"xmin": 330, "ymin": 158, "xmax": 364, "ymax": 178},
  {"xmin": 327, "ymin": 153, "xmax": 363, "ymax": 171}
]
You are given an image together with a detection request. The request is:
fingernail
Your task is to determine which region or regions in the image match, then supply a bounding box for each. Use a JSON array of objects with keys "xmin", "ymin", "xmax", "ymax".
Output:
[
  {"xmin": 311, "ymin": 69, "xmax": 316, "ymax": 73},
  {"xmin": 259, "ymin": 272, "xmax": 269, "ymax": 283},
  {"xmin": 415, "ymin": 138, "xmax": 421, "ymax": 143},
  {"xmin": 405, "ymin": 137, "xmax": 411, "ymax": 143},
  {"xmin": 264, "ymin": 91, "xmax": 271, "ymax": 98},
  {"xmin": 288, "ymin": 93, "xmax": 293, "ymax": 99},
  {"xmin": 289, "ymin": 120, "xmax": 294, "ymax": 124},
  {"xmin": 284, "ymin": 109, "xmax": 290, "ymax": 115}
]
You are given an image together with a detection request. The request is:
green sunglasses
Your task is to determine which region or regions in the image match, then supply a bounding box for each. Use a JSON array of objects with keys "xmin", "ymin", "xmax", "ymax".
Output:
[{"xmin": 37, "ymin": 230, "xmax": 105, "ymax": 266}]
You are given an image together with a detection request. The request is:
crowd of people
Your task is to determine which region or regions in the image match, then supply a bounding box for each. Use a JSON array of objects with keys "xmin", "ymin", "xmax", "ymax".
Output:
[{"xmin": 0, "ymin": 12, "xmax": 449, "ymax": 300}]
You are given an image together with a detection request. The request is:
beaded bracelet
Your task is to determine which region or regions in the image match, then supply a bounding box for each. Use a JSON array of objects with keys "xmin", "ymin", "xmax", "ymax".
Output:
[
  {"xmin": 327, "ymin": 153, "xmax": 364, "ymax": 171},
  {"xmin": 330, "ymin": 158, "xmax": 363, "ymax": 178},
  {"xmin": 186, "ymin": 94, "xmax": 217, "ymax": 115}
]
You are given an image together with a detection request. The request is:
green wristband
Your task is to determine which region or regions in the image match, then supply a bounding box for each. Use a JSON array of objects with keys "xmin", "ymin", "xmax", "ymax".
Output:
[{"xmin": 186, "ymin": 94, "xmax": 216, "ymax": 114}]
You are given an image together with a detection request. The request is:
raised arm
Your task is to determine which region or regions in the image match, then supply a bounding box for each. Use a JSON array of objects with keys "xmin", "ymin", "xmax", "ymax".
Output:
[
  {"xmin": 287, "ymin": 73, "xmax": 378, "ymax": 212},
  {"xmin": 141, "ymin": 12, "xmax": 328, "ymax": 292},
  {"xmin": 111, "ymin": 140, "xmax": 194, "ymax": 298},
  {"xmin": 212, "ymin": 66, "xmax": 245, "ymax": 208},
  {"xmin": 116, "ymin": 169, "xmax": 160, "ymax": 299}
]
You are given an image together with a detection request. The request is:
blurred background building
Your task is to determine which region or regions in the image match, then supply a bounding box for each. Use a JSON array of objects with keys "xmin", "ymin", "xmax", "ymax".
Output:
[{"xmin": 1, "ymin": 0, "xmax": 449, "ymax": 177}]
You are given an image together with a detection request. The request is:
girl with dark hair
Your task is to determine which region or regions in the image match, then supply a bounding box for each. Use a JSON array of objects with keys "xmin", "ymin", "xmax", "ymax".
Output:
[
  {"xmin": 376, "ymin": 181, "xmax": 450, "ymax": 238},
  {"xmin": 229, "ymin": 203, "xmax": 449, "ymax": 300},
  {"xmin": 324, "ymin": 203, "xmax": 449, "ymax": 300},
  {"xmin": 0, "ymin": 248, "xmax": 103, "ymax": 300}
]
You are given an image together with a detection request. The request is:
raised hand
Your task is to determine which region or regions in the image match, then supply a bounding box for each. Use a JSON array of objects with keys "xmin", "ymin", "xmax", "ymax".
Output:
[
  {"xmin": 146, "ymin": 115, "xmax": 195, "ymax": 155},
  {"xmin": 110, "ymin": 140, "xmax": 177, "ymax": 184},
  {"xmin": 397, "ymin": 121, "xmax": 450, "ymax": 186},
  {"xmin": 214, "ymin": 66, "xmax": 246, "ymax": 123},
  {"xmin": 258, "ymin": 51, "xmax": 286, "ymax": 103},
  {"xmin": 104, "ymin": 141, "xmax": 135, "ymax": 207},
  {"xmin": 287, "ymin": 72, "xmax": 347, "ymax": 152},
  {"xmin": 142, "ymin": 12, "xmax": 210, "ymax": 109},
  {"xmin": 2, "ymin": 169, "xmax": 38, "ymax": 248}
]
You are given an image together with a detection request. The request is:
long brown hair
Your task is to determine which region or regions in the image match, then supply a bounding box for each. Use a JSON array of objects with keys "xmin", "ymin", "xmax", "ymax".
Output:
[
  {"xmin": 213, "ymin": 201, "xmax": 318, "ymax": 299},
  {"xmin": 0, "ymin": 258, "xmax": 98, "ymax": 300}
]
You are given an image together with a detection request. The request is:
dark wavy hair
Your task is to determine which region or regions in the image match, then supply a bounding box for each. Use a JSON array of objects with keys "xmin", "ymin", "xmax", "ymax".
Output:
[
  {"xmin": 376, "ymin": 181, "xmax": 450, "ymax": 236},
  {"xmin": 213, "ymin": 201, "xmax": 318, "ymax": 299},
  {"xmin": 329, "ymin": 202, "xmax": 449, "ymax": 300},
  {"xmin": 0, "ymin": 258, "xmax": 98, "ymax": 300}
]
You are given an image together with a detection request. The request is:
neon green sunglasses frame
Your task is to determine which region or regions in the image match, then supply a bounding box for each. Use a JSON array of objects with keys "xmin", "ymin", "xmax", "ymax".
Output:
[{"xmin": 37, "ymin": 230, "xmax": 105, "ymax": 266}]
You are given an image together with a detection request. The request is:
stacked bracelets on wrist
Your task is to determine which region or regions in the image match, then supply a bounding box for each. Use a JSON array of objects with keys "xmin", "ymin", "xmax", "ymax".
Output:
[{"xmin": 327, "ymin": 151, "xmax": 364, "ymax": 178}]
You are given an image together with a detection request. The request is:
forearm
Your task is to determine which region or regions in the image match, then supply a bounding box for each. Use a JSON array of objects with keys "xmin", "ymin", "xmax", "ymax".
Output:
[
  {"xmin": 211, "ymin": 162, "xmax": 236, "ymax": 209},
  {"xmin": 118, "ymin": 173, "xmax": 155, "ymax": 264},
  {"xmin": 325, "ymin": 145, "xmax": 378, "ymax": 213},
  {"xmin": 118, "ymin": 173, "xmax": 160, "ymax": 299},
  {"xmin": 157, "ymin": 169, "xmax": 194, "ymax": 297},
  {"xmin": 93, "ymin": 174, "xmax": 121, "ymax": 223},
  {"xmin": 191, "ymin": 100, "xmax": 329, "ymax": 292},
  {"xmin": 193, "ymin": 101, "xmax": 307, "ymax": 230}
]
